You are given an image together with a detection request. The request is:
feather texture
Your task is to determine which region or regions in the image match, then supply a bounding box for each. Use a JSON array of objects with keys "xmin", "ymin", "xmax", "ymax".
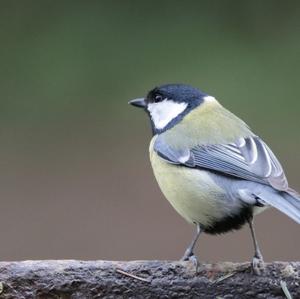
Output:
[
  {"xmin": 154, "ymin": 135, "xmax": 288, "ymax": 191},
  {"xmin": 254, "ymin": 188, "xmax": 300, "ymax": 224}
]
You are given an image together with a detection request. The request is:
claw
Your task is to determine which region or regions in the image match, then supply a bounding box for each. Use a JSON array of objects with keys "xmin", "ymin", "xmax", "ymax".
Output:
[
  {"xmin": 181, "ymin": 251, "xmax": 200, "ymax": 273},
  {"xmin": 188, "ymin": 254, "xmax": 200, "ymax": 273},
  {"xmin": 251, "ymin": 256, "xmax": 265, "ymax": 275},
  {"xmin": 181, "ymin": 247, "xmax": 194, "ymax": 261}
]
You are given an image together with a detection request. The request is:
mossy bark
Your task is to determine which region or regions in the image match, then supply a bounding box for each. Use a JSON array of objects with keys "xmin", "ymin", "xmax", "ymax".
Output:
[{"xmin": 0, "ymin": 260, "xmax": 299, "ymax": 298}]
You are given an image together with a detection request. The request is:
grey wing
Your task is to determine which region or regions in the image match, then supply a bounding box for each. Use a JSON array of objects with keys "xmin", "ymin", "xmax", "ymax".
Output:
[{"xmin": 154, "ymin": 135, "xmax": 288, "ymax": 191}]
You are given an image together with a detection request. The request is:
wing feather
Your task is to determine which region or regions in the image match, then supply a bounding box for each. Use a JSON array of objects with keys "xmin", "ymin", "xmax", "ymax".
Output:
[{"xmin": 154, "ymin": 135, "xmax": 288, "ymax": 191}]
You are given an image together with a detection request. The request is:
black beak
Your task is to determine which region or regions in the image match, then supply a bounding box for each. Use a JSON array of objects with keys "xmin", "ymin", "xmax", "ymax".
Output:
[{"xmin": 129, "ymin": 98, "xmax": 146, "ymax": 108}]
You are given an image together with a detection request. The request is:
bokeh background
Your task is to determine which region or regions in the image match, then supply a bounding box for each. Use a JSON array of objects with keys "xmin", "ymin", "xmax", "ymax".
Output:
[{"xmin": 0, "ymin": 1, "xmax": 299, "ymax": 262}]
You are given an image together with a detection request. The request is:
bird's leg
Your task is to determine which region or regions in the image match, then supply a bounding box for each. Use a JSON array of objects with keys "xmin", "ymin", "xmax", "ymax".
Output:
[
  {"xmin": 181, "ymin": 223, "xmax": 202, "ymax": 260},
  {"xmin": 248, "ymin": 218, "xmax": 265, "ymax": 275},
  {"xmin": 181, "ymin": 223, "xmax": 202, "ymax": 271}
]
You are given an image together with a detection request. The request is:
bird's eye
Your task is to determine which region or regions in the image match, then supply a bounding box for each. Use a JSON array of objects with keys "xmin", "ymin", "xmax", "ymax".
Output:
[{"xmin": 154, "ymin": 95, "xmax": 163, "ymax": 103}]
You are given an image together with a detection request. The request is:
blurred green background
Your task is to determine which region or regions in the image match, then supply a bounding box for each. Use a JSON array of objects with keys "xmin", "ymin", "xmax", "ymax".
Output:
[{"xmin": 0, "ymin": 1, "xmax": 299, "ymax": 262}]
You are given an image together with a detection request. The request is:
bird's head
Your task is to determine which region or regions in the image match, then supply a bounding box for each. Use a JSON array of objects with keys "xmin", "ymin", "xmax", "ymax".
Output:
[{"xmin": 129, "ymin": 83, "xmax": 214, "ymax": 134}]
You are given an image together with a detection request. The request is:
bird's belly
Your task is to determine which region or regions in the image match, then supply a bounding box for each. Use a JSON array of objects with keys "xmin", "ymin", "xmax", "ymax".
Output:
[{"xmin": 150, "ymin": 150, "xmax": 237, "ymax": 227}]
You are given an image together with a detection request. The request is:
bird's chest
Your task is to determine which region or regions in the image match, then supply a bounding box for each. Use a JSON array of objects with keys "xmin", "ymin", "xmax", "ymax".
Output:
[{"xmin": 149, "ymin": 144, "xmax": 229, "ymax": 226}]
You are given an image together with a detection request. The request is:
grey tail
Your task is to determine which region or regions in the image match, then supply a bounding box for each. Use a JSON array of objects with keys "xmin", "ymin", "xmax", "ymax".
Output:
[{"xmin": 259, "ymin": 188, "xmax": 300, "ymax": 224}]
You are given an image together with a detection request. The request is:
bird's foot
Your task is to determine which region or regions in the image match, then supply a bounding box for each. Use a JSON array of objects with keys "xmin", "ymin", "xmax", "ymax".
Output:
[
  {"xmin": 180, "ymin": 250, "xmax": 199, "ymax": 273},
  {"xmin": 180, "ymin": 247, "xmax": 194, "ymax": 261},
  {"xmin": 251, "ymin": 255, "xmax": 265, "ymax": 275}
]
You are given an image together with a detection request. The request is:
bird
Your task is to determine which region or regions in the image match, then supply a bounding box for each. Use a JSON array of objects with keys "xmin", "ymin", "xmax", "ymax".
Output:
[{"xmin": 129, "ymin": 83, "xmax": 300, "ymax": 275}]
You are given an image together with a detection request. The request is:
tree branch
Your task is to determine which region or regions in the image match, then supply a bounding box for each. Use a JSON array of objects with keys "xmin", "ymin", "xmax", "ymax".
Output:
[{"xmin": 0, "ymin": 260, "xmax": 299, "ymax": 298}]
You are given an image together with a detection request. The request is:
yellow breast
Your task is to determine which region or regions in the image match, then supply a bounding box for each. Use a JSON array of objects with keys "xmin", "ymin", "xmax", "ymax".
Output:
[{"xmin": 149, "ymin": 137, "xmax": 227, "ymax": 226}]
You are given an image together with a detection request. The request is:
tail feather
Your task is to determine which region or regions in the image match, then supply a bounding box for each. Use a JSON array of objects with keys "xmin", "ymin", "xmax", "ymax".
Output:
[
  {"xmin": 283, "ymin": 190, "xmax": 300, "ymax": 213},
  {"xmin": 259, "ymin": 189, "xmax": 300, "ymax": 224}
]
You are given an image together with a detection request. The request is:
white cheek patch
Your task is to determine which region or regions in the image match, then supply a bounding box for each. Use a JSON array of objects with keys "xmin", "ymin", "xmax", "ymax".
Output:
[{"xmin": 148, "ymin": 100, "xmax": 188, "ymax": 130}]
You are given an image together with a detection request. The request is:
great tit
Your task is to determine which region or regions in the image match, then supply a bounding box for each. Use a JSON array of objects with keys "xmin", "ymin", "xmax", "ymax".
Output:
[{"xmin": 129, "ymin": 83, "xmax": 300, "ymax": 275}]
